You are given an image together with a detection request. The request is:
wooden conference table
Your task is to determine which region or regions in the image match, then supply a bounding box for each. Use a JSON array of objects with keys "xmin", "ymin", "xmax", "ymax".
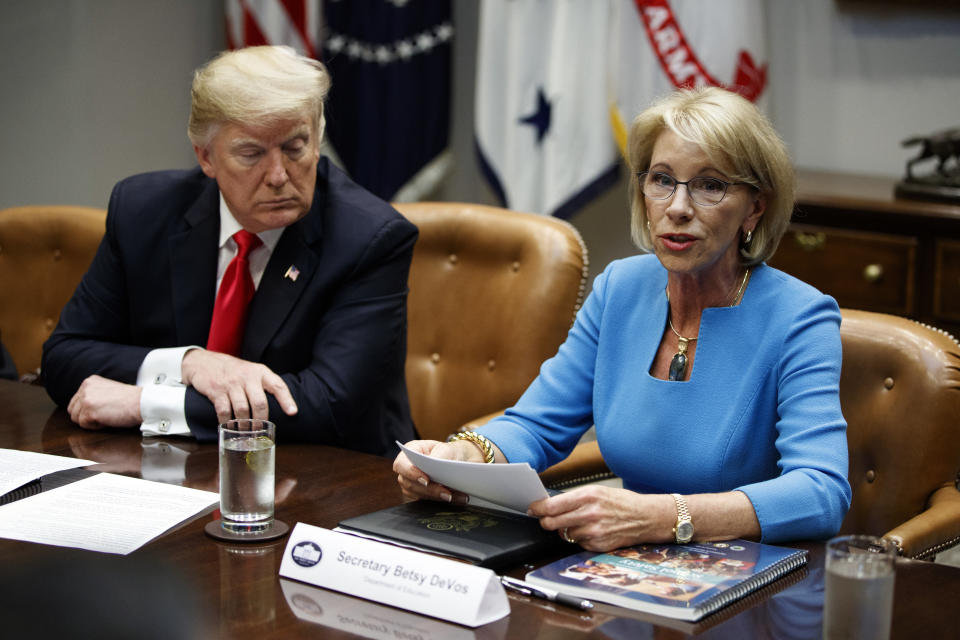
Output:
[{"xmin": 1, "ymin": 379, "xmax": 958, "ymax": 639}]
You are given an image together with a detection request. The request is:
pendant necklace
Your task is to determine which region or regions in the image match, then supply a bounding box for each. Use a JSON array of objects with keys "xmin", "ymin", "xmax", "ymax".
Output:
[
  {"xmin": 666, "ymin": 317, "xmax": 695, "ymax": 381},
  {"xmin": 666, "ymin": 267, "xmax": 751, "ymax": 382}
]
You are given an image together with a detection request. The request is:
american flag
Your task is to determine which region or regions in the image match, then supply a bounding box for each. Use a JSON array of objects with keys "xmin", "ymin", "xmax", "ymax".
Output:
[{"xmin": 225, "ymin": 0, "xmax": 321, "ymax": 57}]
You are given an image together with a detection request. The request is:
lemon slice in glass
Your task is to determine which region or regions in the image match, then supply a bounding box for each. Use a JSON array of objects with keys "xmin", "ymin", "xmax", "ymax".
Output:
[{"xmin": 244, "ymin": 435, "xmax": 274, "ymax": 473}]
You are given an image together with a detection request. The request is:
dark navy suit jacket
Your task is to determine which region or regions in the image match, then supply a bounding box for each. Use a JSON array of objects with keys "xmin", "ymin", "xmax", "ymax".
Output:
[
  {"xmin": 0, "ymin": 338, "xmax": 15, "ymax": 380},
  {"xmin": 42, "ymin": 157, "xmax": 418, "ymax": 456}
]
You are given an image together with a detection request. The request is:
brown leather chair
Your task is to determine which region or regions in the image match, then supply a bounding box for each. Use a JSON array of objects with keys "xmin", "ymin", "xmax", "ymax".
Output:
[
  {"xmin": 394, "ymin": 202, "xmax": 588, "ymax": 443},
  {"xmin": 531, "ymin": 308, "xmax": 960, "ymax": 559},
  {"xmin": 0, "ymin": 206, "xmax": 106, "ymax": 378},
  {"xmin": 836, "ymin": 309, "xmax": 960, "ymax": 558}
]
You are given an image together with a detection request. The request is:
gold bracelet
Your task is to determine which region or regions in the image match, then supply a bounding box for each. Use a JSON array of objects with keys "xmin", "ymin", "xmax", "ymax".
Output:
[{"xmin": 448, "ymin": 431, "xmax": 495, "ymax": 464}]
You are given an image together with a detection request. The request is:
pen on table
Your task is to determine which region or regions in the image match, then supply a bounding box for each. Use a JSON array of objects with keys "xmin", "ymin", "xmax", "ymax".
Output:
[{"xmin": 500, "ymin": 576, "xmax": 594, "ymax": 611}]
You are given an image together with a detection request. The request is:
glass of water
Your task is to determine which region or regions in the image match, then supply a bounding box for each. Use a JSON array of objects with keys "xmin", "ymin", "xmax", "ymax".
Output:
[
  {"xmin": 218, "ymin": 419, "xmax": 276, "ymax": 534},
  {"xmin": 822, "ymin": 534, "xmax": 896, "ymax": 640}
]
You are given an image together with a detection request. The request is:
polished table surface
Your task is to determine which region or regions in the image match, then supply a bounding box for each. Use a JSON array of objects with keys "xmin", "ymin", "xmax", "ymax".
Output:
[{"xmin": 1, "ymin": 378, "xmax": 959, "ymax": 639}]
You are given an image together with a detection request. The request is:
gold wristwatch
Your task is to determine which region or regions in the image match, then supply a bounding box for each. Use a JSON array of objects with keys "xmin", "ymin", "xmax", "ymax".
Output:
[{"xmin": 671, "ymin": 493, "xmax": 694, "ymax": 544}]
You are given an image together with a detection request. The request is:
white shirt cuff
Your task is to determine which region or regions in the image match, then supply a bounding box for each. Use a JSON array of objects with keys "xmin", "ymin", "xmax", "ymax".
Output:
[
  {"xmin": 137, "ymin": 346, "xmax": 199, "ymax": 437},
  {"xmin": 140, "ymin": 384, "xmax": 191, "ymax": 436},
  {"xmin": 136, "ymin": 346, "xmax": 197, "ymax": 386}
]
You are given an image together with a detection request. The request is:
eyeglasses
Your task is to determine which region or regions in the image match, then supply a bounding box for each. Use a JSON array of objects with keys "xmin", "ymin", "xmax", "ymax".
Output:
[{"xmin": 637, "ymin": 171, "xmax": 750, "ymax": 207}]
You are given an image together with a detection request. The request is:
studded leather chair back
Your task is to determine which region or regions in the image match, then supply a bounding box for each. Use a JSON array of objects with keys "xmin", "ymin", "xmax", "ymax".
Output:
[
  {"xmin": 837, "ymin": 309, "xmax": 960, "ymax": 558},
  {"xmin": 395, "ymin": 202, "xmax": 588, "ymax": 442},
  {"xmin": 0, "ymin": 206, "xmax": 106, "ymax": 377}
]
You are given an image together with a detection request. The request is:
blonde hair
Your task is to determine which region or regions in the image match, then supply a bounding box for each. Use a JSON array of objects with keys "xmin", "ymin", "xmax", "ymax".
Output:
[
  {"xmin": 188, "ymin": 45, "xmax": 331, "ymax": 148},
  {"xmin": 626, "ymin": 86, "xmax": 795, "ymax": 265}
]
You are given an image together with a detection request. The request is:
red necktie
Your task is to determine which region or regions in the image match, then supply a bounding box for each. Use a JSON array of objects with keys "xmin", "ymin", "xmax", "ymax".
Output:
[{"xmin": 206, "ymin": 230, "xmax": 262, "ymax": 356}]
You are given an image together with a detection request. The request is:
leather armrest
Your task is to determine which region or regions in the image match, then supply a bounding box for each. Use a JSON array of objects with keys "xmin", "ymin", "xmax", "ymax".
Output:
[
  {"xmin": 884, "ymin": 484, "xmax": 960, "ymax": 559},
  {"xmin": 539, "ymin": 440, "xmax": 612, "ymax": 489}
]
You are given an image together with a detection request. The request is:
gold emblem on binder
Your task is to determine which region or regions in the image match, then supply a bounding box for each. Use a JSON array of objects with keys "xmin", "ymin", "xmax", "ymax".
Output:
[{"xmin": 419, "ymin": 511, "xmax": 499, "ymax": 532}]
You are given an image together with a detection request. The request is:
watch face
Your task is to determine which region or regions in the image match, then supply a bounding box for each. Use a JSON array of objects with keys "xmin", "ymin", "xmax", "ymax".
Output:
[{"xmin": 676, "ymin": 521, "xmax": 694, "ymax": 543}]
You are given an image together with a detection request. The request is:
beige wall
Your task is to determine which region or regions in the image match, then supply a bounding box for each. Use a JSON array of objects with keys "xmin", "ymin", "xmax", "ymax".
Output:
[{"xmin": 1, "ymin": 0, "xmax": 958, "ymax": 284}]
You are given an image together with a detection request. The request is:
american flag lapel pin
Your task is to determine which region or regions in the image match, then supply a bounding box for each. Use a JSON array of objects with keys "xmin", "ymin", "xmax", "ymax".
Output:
[{"xmin": 284, "ymin": 265, "xmax": 300, "ymax": 282}]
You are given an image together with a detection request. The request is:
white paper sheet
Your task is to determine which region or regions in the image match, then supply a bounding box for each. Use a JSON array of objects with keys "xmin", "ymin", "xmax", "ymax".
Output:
[
  {"xmin": 0, "ymin": 448, "xmax": 95, "ymax": 497},
  {"xmin": 0, "ymin": 472, "xmax": 218, "ymax": 555},
  {"xmin": 398, "ymin": 442, "xmax": 549, "ymax": 512}
]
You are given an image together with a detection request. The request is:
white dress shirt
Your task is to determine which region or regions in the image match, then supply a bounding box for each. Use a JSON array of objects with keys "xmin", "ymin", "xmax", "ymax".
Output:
[{"xmin": 138, "ymin": 193, "xmax": 284, "ymax": 437}]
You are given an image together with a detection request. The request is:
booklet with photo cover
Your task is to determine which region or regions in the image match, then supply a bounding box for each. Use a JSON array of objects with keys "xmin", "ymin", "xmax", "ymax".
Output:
[
  {"xmin": 525, "ymin": 540, "xmax": 807, "ymax": 621},
  {"xmin": 335, "ymin": 500, "xmax": 574, "ymax": 569}
]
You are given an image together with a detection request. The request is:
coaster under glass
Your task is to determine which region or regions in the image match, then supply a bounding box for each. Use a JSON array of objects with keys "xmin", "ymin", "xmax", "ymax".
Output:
[{"xmin": 204, "ymin": 518, "xmax": 290, "ymax": 542}]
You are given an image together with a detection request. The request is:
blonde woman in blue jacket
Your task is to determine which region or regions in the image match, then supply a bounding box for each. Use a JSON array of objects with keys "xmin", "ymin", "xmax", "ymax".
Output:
[{"xmin": 395, "ymin": 86, "xmax": 851, "ymax": 552}]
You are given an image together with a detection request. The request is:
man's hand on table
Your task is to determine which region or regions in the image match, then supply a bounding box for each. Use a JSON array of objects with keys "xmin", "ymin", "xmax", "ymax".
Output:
[
  {"xmin": 180, "ymin": 348, "xmax": 298, "ymax": 425},
  {"xmin": 67, "ymin": 375, "xmax": 142, "ymax": 429}
]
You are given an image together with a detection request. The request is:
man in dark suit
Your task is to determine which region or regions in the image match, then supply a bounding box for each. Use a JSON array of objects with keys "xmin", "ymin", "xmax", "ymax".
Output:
[
  {"xmin": 42, "ymin": 46, "xmax": 417, "ymax": 456},
  {"xmin": 0, "ymin": 336, "xmax": 16, "ymax": 381}
]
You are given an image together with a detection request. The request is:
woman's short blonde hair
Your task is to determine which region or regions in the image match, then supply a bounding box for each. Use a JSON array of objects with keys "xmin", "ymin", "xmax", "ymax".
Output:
[
  {"xmin": 626, "ymin": 86, "xmax": 795, "ymax": 265},
  {"xmin": 188, "ymin": 45, "xmax": 331, "ymax": 148}
]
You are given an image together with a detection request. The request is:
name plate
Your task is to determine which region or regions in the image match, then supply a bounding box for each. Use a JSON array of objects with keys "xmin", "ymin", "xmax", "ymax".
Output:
[{"xmin": 279, "ymin": 523, "xmax": 509, "ymax": 628}]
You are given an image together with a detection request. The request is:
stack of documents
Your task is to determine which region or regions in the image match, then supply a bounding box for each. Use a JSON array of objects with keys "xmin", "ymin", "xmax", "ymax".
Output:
[{"xmin": 0, "ymin": 448, "xmax": 218, "ymax": 555}]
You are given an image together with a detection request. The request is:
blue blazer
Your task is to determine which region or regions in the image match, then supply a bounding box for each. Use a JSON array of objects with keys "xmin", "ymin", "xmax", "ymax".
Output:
[{"xmin": 42, "ymin": 157, "xmax": 418, "ymax": 456}]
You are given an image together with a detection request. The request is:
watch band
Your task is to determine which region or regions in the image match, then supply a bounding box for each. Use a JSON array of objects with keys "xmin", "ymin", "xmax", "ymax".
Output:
[
  {"xmin": 671, "ymin": 493, "xmax": 694, "ymax": 544},
  {"xmin": 671, "ymin": 493, "xmax": 691, "ymax": 521}
]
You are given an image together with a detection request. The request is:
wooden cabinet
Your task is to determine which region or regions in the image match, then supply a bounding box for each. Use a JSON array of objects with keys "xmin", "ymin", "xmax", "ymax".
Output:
[
  {"xmin": 774, "ymin": 224, "xmax": 916, "ymax": 316},
  {"xmin": 767, "ymin": 170, "xmax": 960, "ymax": 337},
  {"xmin": 934, "ymin": 241, "xmax": 960, "ymax": 324}
]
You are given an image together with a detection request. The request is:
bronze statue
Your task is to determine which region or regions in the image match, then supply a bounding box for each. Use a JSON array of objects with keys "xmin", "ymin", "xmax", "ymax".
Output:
[
  {"xmin": 903, "ymin": 128, "xmax": 960, "ymax": 180},
  {"xmin": 896, "ymin": 127, "xmax": 960, "ymax": 204}
]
